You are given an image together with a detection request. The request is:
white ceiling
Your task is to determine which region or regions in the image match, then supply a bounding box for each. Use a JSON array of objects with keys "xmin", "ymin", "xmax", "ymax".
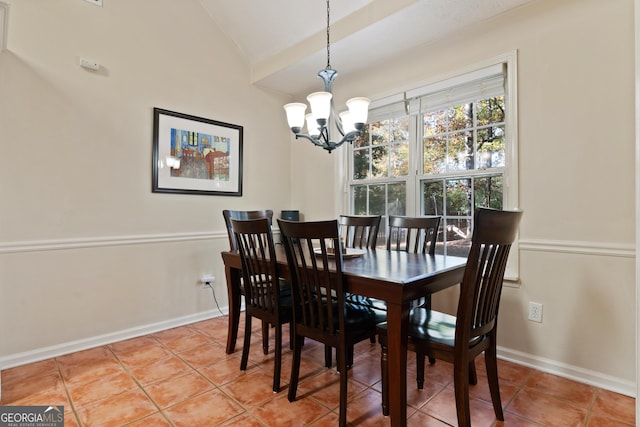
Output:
[{"xmin": 199, "ymin": 0, "xmax": 535, "ymax": 96}]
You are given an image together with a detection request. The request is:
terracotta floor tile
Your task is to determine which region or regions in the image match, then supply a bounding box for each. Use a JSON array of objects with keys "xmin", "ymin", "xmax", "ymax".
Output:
[
  {"xmin": 59, "ymin": 356, "xmax": 125, "ymax": 385},
  {"xmin": 0, "ymin": 373, "xmax": 70, "ymax": 408},
  {"xmin": 66, "ymin": 370, "xmax": 139, "ymax": 408},
  {"xmin": 587, "ymin": 410, "xmax": 635, "ymax": 427},
  {"xmin": 421, "ymin": 387, "xmax": 504, "ymax": 427},
  {"xmin": 129, "ymin": 355, "xmax": 192, "ymax": 386},
  {"xmin": 221, "ymin": 369, "xmax": 282, "ymax": 408},
  {"xmin": 152, "ymin": 325, "xmax": 196, "ymax": 341},
  {"xmin": 126, "ymin": 412, "xmax": 173, "ymax": 426},
  {"xmin": 524, "ymin": 370, "xmax": 596, "ymax": 408},
  {"xmin": 163, "ymin": 389, "xmax": 245, "ymax": 426},
  {"xmin": 507, "ymin": 388, "xmax": 587, "ymax": 427},
  {"xmin": 143, "ymin": 370, "xmax": 213, "ymax": 409},
  {"xmin": 351, "ymin": 353, "xmax": 382, "ymax": 387},
  {"xmin": 408, "ymin": 409, "xmax": 455, "ymax": 426},
  {"xmin": 114, "ymin": 343, "xmax": 173, "ymax": 369},
  {"xmin": 56, "ymin": 346, "xmax": 116, "ymax": 369},
  {"xmin": 156, "ymin": 330, "xmax": 212, "ymax": 352},
  {"xmin": 75, "ymin": 388, "xmax": 157, "ymax": 426},
  {"xmin": 177, "ymin": 342, "xmax": 227, "ymax": 369},
  {"xmin": 466, "ymin": 372, "xmax": 520, "ymax": 408},
  {"xmin": 345, "ymin": 387, "xmax": 403, "ymax": 426},
  {"xmin": 494, "ymin": 411, "xmax": 547, "ymax": 426},
  {"xmin": 198, "ymin": 354, "xmax": 254, "ymax": 386},
  {"xmin": 591, "ymin": 388, "xmax": 636, "ymax": 425},
  {"xmin": 108, "ymin": 335, "xmax": 160, "ymax": 354},
  {"xmin": 252, "ymin": 392, "xmax": 330, "ymax": 426},
  {"xmin": 296, "ymin": 369, "xmax": 367, "ymax": 409},
  {"xmin": 1, "ymin": 359, "xmax": 58, "ymax": 384},
  {"xmin": 218, "ymin": 412, "xmax": 266, "ymax": 426}
]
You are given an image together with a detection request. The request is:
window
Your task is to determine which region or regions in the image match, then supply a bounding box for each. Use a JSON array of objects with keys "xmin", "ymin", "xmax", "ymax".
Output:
[{"xmin": 347, "ymin": 54, "xmax": 519, "ymax": 273}]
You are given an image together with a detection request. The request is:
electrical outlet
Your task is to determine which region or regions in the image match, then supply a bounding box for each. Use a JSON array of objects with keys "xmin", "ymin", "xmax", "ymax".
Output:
[
  {"xmin": 528, "ymin": 302, "xmax": 543, "ymax": 323},
  {"xmin": 200, "ymin": 275, "xmax": 215, "ymax": 288}
]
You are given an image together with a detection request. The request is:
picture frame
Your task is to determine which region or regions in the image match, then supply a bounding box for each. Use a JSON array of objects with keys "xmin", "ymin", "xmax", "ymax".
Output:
[{"xmin": 152, "ymin": 108, "xmax": 243, "ymax": 196}]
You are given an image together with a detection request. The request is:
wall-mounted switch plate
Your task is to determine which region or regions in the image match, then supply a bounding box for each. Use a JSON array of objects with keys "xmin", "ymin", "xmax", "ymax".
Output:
[
  {"xmin": 83, "ymin": 0, "xmax": 103, "ymax": 7},
  {"xmin": 79, "ymin": 57, "xmax": 100, "ymax": 71}
]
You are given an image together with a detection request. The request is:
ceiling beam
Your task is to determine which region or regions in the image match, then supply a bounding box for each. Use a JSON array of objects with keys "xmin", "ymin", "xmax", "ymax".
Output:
[{"xmin": 250, "ymin": 0, "xmax": 419, "ymax": 86}]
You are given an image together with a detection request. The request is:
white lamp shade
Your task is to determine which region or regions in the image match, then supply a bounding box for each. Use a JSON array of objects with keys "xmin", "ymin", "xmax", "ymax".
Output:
[
  {"xmin": 283, "ymin": 102, "xmax": 307, "ymax": 129},
  {"xmin": 307, "ymin": 91, "xmax": 332, "ymax": 121},
  {"xmin": 305, "ymin": 113, "xmax": 321, "ymax": 137},
  {"xmin": 339, "ymin": 111, "xmax": 356, "ymax": 133},
  {"xmin": 346, "ymin": 97, "xmax": 370, "ymax": 124}
]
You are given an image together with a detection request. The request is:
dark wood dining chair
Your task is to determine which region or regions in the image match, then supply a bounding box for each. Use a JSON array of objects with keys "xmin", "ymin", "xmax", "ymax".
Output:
[
  {"xmin": 377, "ymin": 208, "xmax": 522, "ymax": 427},
  {"xmin": 338, "ymin": 214, "xmax": 381, "ymax": 249},
  {"xmin": 278, "ymin": 219, "xmax": 381, "ymax": 427},
  {"xmin": 231, "ymin": 217, "xmax": 292, "ymax": 393},
  {"xmin": 222, "ymin": 209, "xmax": 274, "ymax": 354}
]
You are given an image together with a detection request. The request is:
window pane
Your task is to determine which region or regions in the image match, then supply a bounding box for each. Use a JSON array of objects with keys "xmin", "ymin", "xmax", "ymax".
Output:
[
  {"xmin": 423, "ymin": 136, "xmax": 446, "ymax": 174},
  {"xmin": 477, "ymin": 126, "xmax": 505, "ymax": 169},
  {"xmin": 446, "ymin": 178, "xmax": 471, "ymax": 216},
  {"xmin": 368, "ymin": 184, "xmax": 386, "ymax": 216},
  {"xmin": 371, "ymin": 120, "xmax": 390, "ymax": 145},
  {"xmin": 372, "ymin": 146, "xmax": 389, "ymax": 178},
  {"xmin": 422, "ymin": 180, "xmax": 443, "ymax": 215},
  {"xmin": 447, "ymin": 131, "xmax": 472, "ymax": 171},
  {"xmin": 390, "ymin": 142, "xmax": 409, "ymax": 177},
  {"xmin": 391, "ymin": 117, "xmax": 410, "ymax": 141},
  {"xmin": 445, "ymin": 218, "xmax": 471, "ymax": 257},
  {"xmin": 354, "ymin": 124, "xmax": 369, "ymax": 148},
  {"xmin": 352, "ymin": 148, "xmax": 370, "ymax": 179},
  {"xmin": 387, "ymin": 183, "xmax": 406, "ymax": 216},
  {"xmin": 474, "ymin": 175, "xmax": 503, "ymax": 209},
  {"xmin": 449, "ymin": 104, "xmax": 473, "ymax": 132},
  {"xmin": 353, "ymin": 185, "xmax": 367, "ymax": 214},
  {"xmin": 477, "ymin": 96, "xmax": 505, "ymax": 126},
  {"xmin": 424, "ymin": 110, "xmax": 447, "ymax": 136}
]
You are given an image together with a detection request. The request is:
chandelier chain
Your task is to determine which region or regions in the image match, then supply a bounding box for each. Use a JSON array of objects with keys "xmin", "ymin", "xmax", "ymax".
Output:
[{"xmin": 326, "ymin": 0, "xmax": 331, "ymax": 69}]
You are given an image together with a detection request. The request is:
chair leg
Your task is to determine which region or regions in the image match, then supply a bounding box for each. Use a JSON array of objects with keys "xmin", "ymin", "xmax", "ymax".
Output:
[
  {"xmin": 273, "ymin": 324, "xmax": 282, "ymax": 393},
  {"xmin": 485, "ymin": 342, "xmax": 504, "ymax": 420},
  {"xmin": 324, "ymin": 345, "xmax": 332, "ymax": 368},
  {"xmin": 240, "ymin": 315, "xmax": 252, "ymax": 371},
  {"xmin": 380, "ymin": 338, "xmax": 389, "ymax": 416},
  {"xmin": 469, "ymin": 360, "xmax": 478, "ymax": 385},
  {"xmin": 262, "ymin": 320, "xmax": 269, "ymax": 355},
  {"xmin": 453, "ymin": 360, "xmax": 472, "ymax": 427},
  {"xmin": 288, "ymin": 333, "xmax": 303, "ymax": 403},
  {"xmin": 416, "ymin": 353, "xmax": 425, "ymax": 389},
  {"xmin": 337, "ymin": 345, "xmax": 348, "ymax": 427}
]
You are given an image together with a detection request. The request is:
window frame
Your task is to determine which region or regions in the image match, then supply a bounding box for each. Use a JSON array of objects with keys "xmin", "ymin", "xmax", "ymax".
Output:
[{"xmin": 343, "ymin": 51, "xmax": 520, "ymax": 281}]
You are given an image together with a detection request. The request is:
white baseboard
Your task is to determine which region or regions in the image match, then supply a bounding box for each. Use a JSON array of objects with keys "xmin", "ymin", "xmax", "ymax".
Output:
[
  {"xmin": 1, "ymin": 309, "xmax": 634, "ymax": 399},
  {"xmin": 497, "ymin": 346, "xmax": 636, "ymax": 397},
  {"xmin": 0, "ymin": 308, "xmax": 228, "ymax": 371}
]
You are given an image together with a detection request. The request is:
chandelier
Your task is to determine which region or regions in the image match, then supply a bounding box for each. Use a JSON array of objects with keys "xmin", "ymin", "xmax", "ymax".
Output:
[{"xmin": 283, "ymin": 0, "xmax": 370, "ymax": 153}]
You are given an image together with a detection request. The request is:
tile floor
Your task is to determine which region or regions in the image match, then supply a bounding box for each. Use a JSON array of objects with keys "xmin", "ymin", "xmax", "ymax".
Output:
[{"xmin": 1, "ymin": 314, "xmax": 635, "ymax": 426}]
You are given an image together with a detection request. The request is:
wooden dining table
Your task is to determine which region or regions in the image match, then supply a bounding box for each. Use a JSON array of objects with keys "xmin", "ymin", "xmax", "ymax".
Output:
[{"xmin": 221, "ymin": 245, "xmax": 467, "ymax": 427}]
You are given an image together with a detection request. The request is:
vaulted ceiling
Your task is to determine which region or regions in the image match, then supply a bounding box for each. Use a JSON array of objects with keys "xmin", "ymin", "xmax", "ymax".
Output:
[{"xmin": 199, "ymin": 0, "xmax": 536, "ymax": 96}]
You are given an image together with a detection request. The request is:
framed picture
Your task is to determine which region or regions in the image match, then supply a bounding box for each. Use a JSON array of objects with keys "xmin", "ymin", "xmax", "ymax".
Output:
[{"xmin": 152, "ymin": 108, "xmax": 243, "ymax": 196}]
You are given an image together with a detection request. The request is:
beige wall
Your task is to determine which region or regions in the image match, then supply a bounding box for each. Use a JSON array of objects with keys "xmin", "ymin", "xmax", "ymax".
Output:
[
  {"xmin": 0, "ymin": 0, "xmax": 292, "ymax": 360},
  {"xmin": 0, "ymin": 0, "xmax": 636, "ymax": 396},
  {"xmin": 292, "ymin": 0, "xmax": 637, "ymax": 393}
]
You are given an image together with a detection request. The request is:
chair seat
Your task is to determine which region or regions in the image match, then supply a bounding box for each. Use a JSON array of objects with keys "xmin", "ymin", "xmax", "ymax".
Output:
[
  {"xmin": 378, "ymin": 308, "xmax": 456, "ymax": 347},
  {"xmin": 345, "ymin": 295, "xmax": 387, "ymax": 324}
]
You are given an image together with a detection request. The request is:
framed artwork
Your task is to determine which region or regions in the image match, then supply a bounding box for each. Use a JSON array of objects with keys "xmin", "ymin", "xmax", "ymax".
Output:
[{"xmin": 152, "ymin": 108, "xmax": 243, "ymax": 196}]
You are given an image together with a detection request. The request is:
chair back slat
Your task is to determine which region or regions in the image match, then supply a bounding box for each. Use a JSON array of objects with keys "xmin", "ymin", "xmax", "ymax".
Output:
[
  {"xmin": 223, "ymin": 209, "xmax": 274, "ymax": 251},
  {"xmin": 231, "ymin": 218, "xmax": 281, "ymax": 319},
  {"xmin": 339, "ymin": 215, "xmax": 381, "ymax": 249},
  {"xmin": 279, "ymin": 219, "xmax": 345, "ymax": 339},
  {"xmin": 457, "ymin": 208, "xmax": 522, "ymax": 346},
  {"xmin": 386, "ymin": 215, "xmax": 441, "ymax": 255}
]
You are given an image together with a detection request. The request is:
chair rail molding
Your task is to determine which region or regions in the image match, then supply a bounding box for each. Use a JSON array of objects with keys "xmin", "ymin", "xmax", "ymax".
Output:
[
  {"xmin": 0, "ymin": 1, "xmax": 8, "ymax": 52},
  {"xmin": 519, "ymin": 238, "xmax": 635, "ymax": 258},
  {"xmin": 0, "ymin": 231, "xmax": 227, "ymax": 254}
]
